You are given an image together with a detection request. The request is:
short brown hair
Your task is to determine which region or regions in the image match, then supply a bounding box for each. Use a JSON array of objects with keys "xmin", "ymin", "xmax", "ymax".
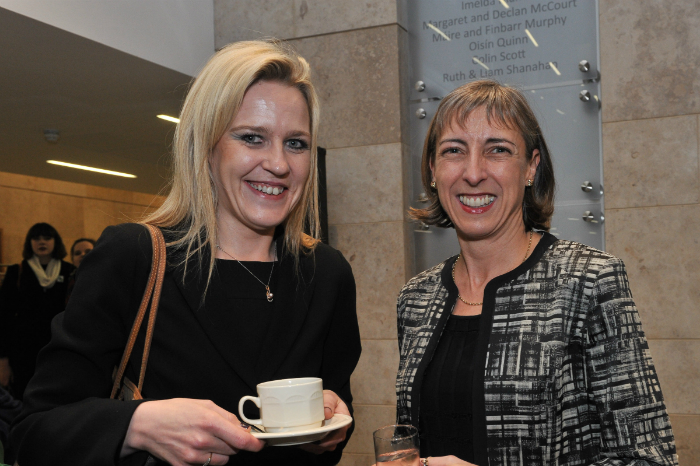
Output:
[{"xmin": 410, "ymin": 80, "xmax": 555, "ymax": 231}]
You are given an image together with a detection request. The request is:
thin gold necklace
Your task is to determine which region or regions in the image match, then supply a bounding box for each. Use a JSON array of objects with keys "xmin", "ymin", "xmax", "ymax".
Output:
[
  {"xmin": 452, "ymin": 230, "xmax": 534, "ymax": 306},
  {"xmin": 216, "ymin": 244, "xmax": 276, "ymax": 302}
]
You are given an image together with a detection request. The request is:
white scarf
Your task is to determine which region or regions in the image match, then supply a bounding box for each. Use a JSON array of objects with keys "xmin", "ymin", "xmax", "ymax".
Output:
[{"xmin": 27, "ymin": 256, "xmax": 61, "ymax": 289}]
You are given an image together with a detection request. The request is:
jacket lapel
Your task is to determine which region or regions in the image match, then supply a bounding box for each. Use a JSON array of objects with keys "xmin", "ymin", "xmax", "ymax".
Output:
[
  {"xmin": 255, "ymin": 243, "xmax": 316, "ymax": 383},
  {"xmin": 171, "ymin": 255, "xmax": 259, "ymax": 391}
]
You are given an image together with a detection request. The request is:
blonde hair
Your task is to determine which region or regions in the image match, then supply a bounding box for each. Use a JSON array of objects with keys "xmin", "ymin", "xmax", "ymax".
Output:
[{"xmin": 145, "ymin": 40, "xmax": 320, "ymax": 285}]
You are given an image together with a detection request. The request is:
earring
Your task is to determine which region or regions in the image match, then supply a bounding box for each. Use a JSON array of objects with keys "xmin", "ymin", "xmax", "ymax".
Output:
[
  {"xmin": 526, "ymin": 179, "xmax": 533, "ymax": 187},
  {"xmin": 430, "ymin": 181, "xmax": 437, "ymax": 189}
]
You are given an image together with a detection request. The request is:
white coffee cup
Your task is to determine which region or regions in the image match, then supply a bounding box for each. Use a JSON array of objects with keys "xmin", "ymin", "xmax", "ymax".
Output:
[{"xmin": 238, "ymin": 377, "xmax": 325, "ymax": 433}]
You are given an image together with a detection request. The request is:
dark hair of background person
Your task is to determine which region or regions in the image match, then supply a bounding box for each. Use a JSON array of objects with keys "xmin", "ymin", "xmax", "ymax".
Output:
[
  {"xmin": 21, "ymin": 223, "xmax": 68, "ymax": 260},
  {"xmin": 70, "ymin": 238, "xmax": 96, "ymax": 257},
  {"xmin": 410, "ymin": 79, "xmax": 556, "ymax": 231}
]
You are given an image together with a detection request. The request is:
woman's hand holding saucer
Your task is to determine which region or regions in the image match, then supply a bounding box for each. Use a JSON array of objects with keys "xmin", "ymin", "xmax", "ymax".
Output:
[
  {"xmin": 298, "ymin": 389, "xmax": 351, "ymax": 454},
  {"xmin": 371, "ymin": 456, "xmax": 475, "ymax": 466},
  {"xmin": 122, "ymin": 398, "xmax": 264, "ymax": 465},
  {"xmin": 422, "ymin": 456, "xmax": 475, "ymax": 466}
]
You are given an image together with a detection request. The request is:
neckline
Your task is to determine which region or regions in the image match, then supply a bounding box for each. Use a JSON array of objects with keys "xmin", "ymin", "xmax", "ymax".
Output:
[
  {"xmin": 441, "ymin": 231, "xmax": 557, "ymax": 295},
  {"xmin": 450, "ymin": 313, "xmax": 481, "ymax": 320},
  {"xmin": 215, "ymin": 258, "xmax": 278, "ymax": 264}
]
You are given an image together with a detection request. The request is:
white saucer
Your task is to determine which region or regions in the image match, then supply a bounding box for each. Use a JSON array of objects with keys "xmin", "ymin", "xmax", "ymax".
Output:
[{"xmin": 251, "ymin": 413, "xmax": 353, "ymax": 446}]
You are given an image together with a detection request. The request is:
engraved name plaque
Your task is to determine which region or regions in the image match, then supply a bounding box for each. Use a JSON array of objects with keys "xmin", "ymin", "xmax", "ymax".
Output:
[{"xmin": 407, "ymin": 0, "xmax": 603, "ymax": 272}]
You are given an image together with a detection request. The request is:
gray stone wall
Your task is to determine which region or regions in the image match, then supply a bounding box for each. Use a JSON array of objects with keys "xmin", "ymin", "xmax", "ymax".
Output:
[{"xmin": 600, "ymin": 1, "xmax": 700, "ymax": 464}]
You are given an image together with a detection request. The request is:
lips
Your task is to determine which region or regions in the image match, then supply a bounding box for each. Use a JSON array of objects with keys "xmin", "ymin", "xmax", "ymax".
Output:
[
  {"xmin": 458, "ymin": 194, "xmax": 496, "ymax": 214},
  {"xmin": 247, "ymin": 181, "xmax": 287, "ymax": 196},
  {"xmin": 459, "ymin": 195, "xmax": 494, "ymax": 207}
]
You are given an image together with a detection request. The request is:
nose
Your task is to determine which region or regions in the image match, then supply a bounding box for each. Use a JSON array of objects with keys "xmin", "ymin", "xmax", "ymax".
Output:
[
  {"xmin": 462, "ymin": 153, "xmax": 487, "ymax": 186},
  {"xmin": 262, "ymin": 141, "xmax": 291, "ymax": 177}
]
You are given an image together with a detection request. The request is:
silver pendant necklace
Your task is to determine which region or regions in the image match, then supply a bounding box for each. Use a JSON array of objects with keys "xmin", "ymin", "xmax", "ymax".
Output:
[{"xmin": 216, "ymin": 243, "xmax": 276, "ymax": 302}]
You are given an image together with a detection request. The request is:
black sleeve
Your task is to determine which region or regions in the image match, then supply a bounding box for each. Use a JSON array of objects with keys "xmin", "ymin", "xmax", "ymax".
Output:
[
  {"xmin": 315, "ymin": 248, "xmax": 362, "ymax": 466},
  {"xmin": 0, "ymin": 264, "xmax": 20, "ymax": 358},
  {"xmin": 10, "ymin": 224, "xmax": 153, "ymax": 466}
]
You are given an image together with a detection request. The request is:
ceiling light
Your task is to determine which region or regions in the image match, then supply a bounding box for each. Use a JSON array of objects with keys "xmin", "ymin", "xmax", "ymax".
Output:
[
  {"xmin": 47, "ymin": 160, "xmax": 137, "ymax": 178},
  {"xmin": 157, "ymin": 114, "xmax": 180, "ymax": 123},
  {"xmin": 43, "ymin": 129, "xmax": 60, "ymax": 143}
]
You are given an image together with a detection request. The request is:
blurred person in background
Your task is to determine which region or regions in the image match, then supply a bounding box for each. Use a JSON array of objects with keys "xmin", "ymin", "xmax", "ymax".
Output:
[
  {"xmin": 65, "ymin": 238, "xmax": 95, "ymax": 303},
  {"xmin": 70, "ymin": 238, "xmax": 95, "ymax": 268},
  {"xmin": 0, "ymin": 223, "xmax": 75, "ymax": 400}
]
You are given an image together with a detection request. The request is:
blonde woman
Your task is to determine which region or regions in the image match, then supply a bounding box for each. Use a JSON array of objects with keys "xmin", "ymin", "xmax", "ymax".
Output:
[{"xmin": 11, "ymin": 41, "xmax": 361, "ymax": 466}]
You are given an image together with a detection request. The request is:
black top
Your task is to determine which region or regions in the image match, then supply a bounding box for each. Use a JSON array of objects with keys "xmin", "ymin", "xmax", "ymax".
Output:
[
  {"xmin": 401, "ymin": 234, "xmax": 559, "ymax": 466},
  {"xmin": 11, "ymin": 224, "xmax": 361, "ymax": 466},
  {"xmin": 214, "ymin": 258, "xmax": 276, "ymax": 413},
  {"xmin": 419, "ymin": 314, "xmax": 481, "ymax": 462},
  {"xmin": 397, "ymin": 233, "xmax": 678, "ymax": 465},
  {"xmin": 0, "ymin": 259, "xmax": 75, "ymax": 400}
]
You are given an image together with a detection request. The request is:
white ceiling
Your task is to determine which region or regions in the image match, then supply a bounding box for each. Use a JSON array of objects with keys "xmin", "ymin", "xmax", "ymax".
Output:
[{"xmin": 0, "ymin": 7, "xmax": 195, "ymax": 194}]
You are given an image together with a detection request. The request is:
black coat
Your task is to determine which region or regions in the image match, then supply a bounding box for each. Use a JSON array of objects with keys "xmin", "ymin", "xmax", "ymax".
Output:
[
  {"xmin": 0, "ymin": 258, "xmax": 75, "ymax": 400},
  {"xmin": 10, "ymin": 223, "xmax": 361, "ymax": 466}
]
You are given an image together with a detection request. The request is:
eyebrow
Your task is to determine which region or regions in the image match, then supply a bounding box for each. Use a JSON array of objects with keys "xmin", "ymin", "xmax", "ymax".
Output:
[
  {"xmin": 229, "ymin": 125, "xmax": 311, "ymax": 139},
  {"xmin": 230, "ymin": 125, "xmax": 272, "ymax": 134},
  {"xmin": 485, "ymin": 137, "xmax": 516, "ymax": 146},
  {"xmin": 438, "ymin": 137, "xmax": 516, "ymax": 146},
  {"xmin": 285, "ymin": 129, "xmax": 311, "ymax": 139},
  {"xmin": 438, "ymin": 137, "xmax": 467, "ymax": 146}
]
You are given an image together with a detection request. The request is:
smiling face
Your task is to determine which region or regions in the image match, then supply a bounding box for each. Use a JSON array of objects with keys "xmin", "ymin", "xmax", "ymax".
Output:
[
  {"xmin": 31, "ymin": 235, "xmax": 55, "ymax": 262},
  {"xmin": 210, "ymin": 80, "xmax": 312, "ymax": 239},
  {"xmin": 431, "ymin": 106, "xmax": 539, "ymax": 241}
]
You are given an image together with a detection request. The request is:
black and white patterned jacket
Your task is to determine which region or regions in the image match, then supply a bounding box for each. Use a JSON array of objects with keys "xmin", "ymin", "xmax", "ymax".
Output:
[{"xmin": 396, "ymin": 233, "xmax": 677, "ymax": 466}]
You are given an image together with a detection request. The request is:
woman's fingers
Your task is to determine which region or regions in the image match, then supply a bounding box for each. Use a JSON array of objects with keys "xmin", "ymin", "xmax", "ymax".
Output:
[
  {"xmin": 158, "ymin": 450, "xmax": 229, "ymax": 466},
  {"xmin": 122, "ymin": 398, "xmax": 264, "ymax": 463},
  {"xmin": 299, "ymin": 390, "xmax": 352, "ymax": 454},
  {"xmin": 424, "ymin": 455, "xmax": 476, "ymax": 466},
  {"xmin": 315, "ymin": 422, "xmax": 350, "ymax": 449},
  {"xmin": 322, "ymin": 389, "xmax": 351, "ymax": 419},
  {"xmin": 298, "ymin": 424, "xmax": 350, "ymax": 454},
  {"xmin": 373, "ymin": 456, "xmax": 476, "ymax": 466},
  {"xmin": 201, "ymin": 402, "xmax": 264, "ymax": 453}
]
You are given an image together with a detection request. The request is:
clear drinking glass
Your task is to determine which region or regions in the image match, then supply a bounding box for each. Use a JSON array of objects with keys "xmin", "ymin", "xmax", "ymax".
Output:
[{"xmin": 373, "ymin": 424, "xmax": 420, "ymax": 466}]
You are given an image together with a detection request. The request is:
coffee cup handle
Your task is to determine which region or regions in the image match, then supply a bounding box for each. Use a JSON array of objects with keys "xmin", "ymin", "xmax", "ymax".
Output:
[{"xmin": 238, "ymin": 396, "xmax": 263, "ymax": 426}]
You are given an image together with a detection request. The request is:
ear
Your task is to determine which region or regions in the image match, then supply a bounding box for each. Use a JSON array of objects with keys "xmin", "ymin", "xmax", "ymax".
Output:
[
  {"xmin": 528, "ymin": 149, "xmax": 540, "ymax": 182},
  {"xmin": 429, "ymin": 157, "xmax": 436, "ymax": 185}
]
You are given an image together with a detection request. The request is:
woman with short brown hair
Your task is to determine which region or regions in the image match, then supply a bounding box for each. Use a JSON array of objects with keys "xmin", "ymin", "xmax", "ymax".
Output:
[{"xmin": 395, "ymin": 80, "xmax": 676, "ymax": 465}]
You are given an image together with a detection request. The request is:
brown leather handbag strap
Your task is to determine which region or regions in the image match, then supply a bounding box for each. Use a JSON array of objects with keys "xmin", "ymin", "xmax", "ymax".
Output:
[{"xmin": 110, "ymin": 224, "xmax": 166, "ymax": 400}]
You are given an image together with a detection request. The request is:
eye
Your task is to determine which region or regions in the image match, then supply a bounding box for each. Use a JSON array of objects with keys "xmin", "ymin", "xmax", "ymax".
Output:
[
  {"xmin": 235, "ymin": 133, "xmax": 264, "ymax": 145},
  {"xmin": 488, "ymin": 145, "xmax": 512, "ymax": 155},
  {"xmin": 286, "ymin": 138, "xmax": 310, "ymax": 152},
  {"xmin": 440, "ymin": 146, "xmax": 461, "ymax": 156}
]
